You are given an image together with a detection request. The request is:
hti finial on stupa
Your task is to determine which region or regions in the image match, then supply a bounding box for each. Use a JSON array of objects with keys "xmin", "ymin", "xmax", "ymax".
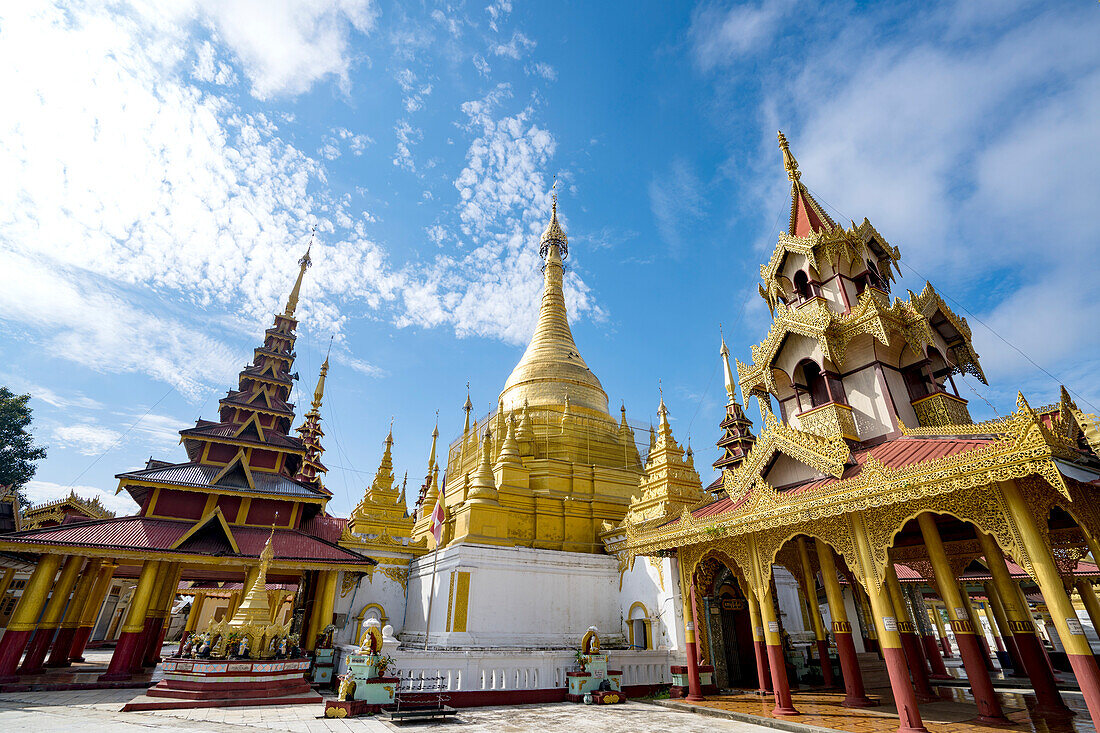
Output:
[
  {"xmin": 284, "ymin": 227, "xmax": 315, "ymax": 318},
  {"xmin": 777, "ymin": 131, "xmax": 835, "ymax": 237},
  {"xmin": 540, "ymin": 176, "xmax": 569, "ymax": 260}
]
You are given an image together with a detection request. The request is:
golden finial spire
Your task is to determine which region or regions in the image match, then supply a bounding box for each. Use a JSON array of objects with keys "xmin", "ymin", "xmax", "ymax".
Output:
[
  {"xmin": 720, "ymin": 326, "xmax": 737, "ymax": 404},
  {"xmin": 427, "ymin": 410, "xmax": 439, "ymax": 473},
  {"xmin": 463, "ymin": 382, "xmax": 473, "ymax": 435},
  {"xmin": 283, "ymin": 227, "xmax": 315, "ymax": 317},
  {"xmin": 398, "ymin": 471, "xmax": 408, "ymax": 508},
  {"xmin": 311, "ymin": 337, "xmax": 332, "ymax": 410},
  {"xmin": 777, "ymin": 130, "xmax": 800, "ymax": 182},
  {"xmin": 540, "ymin": 175, "xmax": 568, "ymax": 260}
]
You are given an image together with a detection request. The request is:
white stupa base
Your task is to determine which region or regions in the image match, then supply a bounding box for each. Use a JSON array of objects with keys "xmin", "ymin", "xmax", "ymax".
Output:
[{"xmin": 401, "ymin": 543, "xmax": 626, "ymax": 649}]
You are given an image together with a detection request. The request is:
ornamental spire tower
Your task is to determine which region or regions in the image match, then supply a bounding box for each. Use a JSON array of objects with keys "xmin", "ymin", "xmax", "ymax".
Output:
[
  {"xmin": 778, "ymin": 130, "xmax": 835, "ymax": 237},
  {"xmin": 294, "ymin": 347, "xmax": 331, "ymax": 495},
  {"xmin": 713, "ymin": 332, "xmax": 756, "ymax": 481},
  {"xmin": 499, "ymin": 187, "xmax": 610, "ymax": 415}
]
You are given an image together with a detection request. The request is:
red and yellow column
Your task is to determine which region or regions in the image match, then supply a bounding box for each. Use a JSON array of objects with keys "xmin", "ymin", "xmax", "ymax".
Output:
[
  {"xmin": 918, "ymin": 513, "xmax": 1007, "ymax": 724},
  {"xmin": 978, "ymin": 529, "xmax": 1070, "ymax": 714},
  {"xmin": 141, "ymin": 563, "xmax": 181, "ymax": 668},
  {"xmin": 1001, "ymin": 480, "xmax": 1100, "ymax": 727},
  {"xmin": 178, "ymin": 591, "xmax": 207, "ymax": 656},
  {"xmin": 69, "ymin": 561, "xmax": 116, "ymax": 662},
  {"xmin": 100, "ymin": 560, "xmax": 160, "ymax": 681},
  {"xmin": 759, "ymin": 576, "xmax": 798, "ymax": 715},
  {"xmin": 982, "ymin": 579, "xmax": 1026, "ymax": 678},
  {"xmin": 798, "ymin": 537, "xmax": 835, "ymax": 688},
  {"xmin": 885, "ymin": 563, "xmax": 937, "ymax": 702},
  {"xmin": 906, "ymin": 585, "xmax": 951, "ymax": 679},
  {"xmin": 47, "ymin": 557, "xmax": 102, "ymax": 667},
  {"xmin": 0, "ymin": 554, "xmax": 62, "ymax": 681},
  {"xmin": 816, "ymin": 537, "xmax": 875, "ymax": 707},
  {"xmin": 20, "ymin": 555, "xmax": 85, "ymax": 674},
  {"xmin": 746, "ymin": 586, "xmax": 772, "ymax": 694},
  {"xmin": 851, "ymin": 514, "xmax": 927, "ymax": 733}
]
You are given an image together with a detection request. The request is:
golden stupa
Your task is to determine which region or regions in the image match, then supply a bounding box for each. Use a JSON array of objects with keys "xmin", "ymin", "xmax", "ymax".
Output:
[{"xmin": 412, "ymin": 193, "xmax": 646, "ymax": 553}]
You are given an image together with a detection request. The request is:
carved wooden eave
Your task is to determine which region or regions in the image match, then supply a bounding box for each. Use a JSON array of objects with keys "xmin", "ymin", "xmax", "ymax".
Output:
[
  {"xmin": 618, "ymin": 396, "xmax": 1091, "ymax": 573},
  {"xmin": 908, "ymin": 282, "xmax": 987, "ymax": 384},
  {"xmin": 757, "ymin": 220, "xmax": 902, "ymax": 314}
]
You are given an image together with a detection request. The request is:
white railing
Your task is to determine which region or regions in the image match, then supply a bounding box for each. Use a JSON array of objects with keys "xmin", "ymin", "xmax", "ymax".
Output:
[{"xmin": 337, "ymin": 646, "xmax": 673, "ymax": 692}]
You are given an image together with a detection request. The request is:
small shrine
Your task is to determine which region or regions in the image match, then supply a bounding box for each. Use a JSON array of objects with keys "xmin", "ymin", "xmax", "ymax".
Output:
[
  {"xmin": 134, "ymin": 529, "xmax": 318, "ymax": 711},
  {"xmin": 324, "ymin": 619, "xmax": 398, "ymax": 717},
  {"xmin": 566, "ymin": 627, "xmax": 625, "ymax": 704}
]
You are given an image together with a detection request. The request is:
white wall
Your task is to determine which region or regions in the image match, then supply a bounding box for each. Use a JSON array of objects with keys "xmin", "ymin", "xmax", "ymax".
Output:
[
  {"xmin": 618, "ymin": 556, "xmax": 683, "ymax": 652},
  {"xmin": 334, "ymin": 567, "xmax": 410, "ymax": 647}
]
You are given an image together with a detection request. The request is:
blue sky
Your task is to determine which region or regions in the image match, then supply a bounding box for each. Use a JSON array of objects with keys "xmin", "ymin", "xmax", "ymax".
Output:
[{"xmin": 2, "ymin": 0, "xmax": 1099, "ymax": 517}]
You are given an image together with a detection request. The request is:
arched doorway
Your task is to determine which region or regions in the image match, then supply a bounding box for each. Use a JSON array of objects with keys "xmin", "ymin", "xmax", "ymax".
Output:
[{"xmin": 697, "ymin": 556, "xmax": 757, "ymax": 689}]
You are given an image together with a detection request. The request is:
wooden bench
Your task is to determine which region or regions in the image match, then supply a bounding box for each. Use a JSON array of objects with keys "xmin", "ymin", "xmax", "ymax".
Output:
[{"xmin": 384, "ymin": 675, "xmax": 458, "ymax": 724}]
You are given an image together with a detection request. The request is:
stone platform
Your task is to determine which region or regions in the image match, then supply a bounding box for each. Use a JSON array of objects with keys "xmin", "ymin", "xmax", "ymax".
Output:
[{"xmin": 124, "ymin": 657, "xmax": 320, "ymax": 711}]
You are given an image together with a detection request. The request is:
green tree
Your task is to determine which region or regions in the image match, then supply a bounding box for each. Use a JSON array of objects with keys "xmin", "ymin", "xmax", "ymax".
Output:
[{"xmin": 0, "ymin": 387, "xmax": 48, "ymax": 504}]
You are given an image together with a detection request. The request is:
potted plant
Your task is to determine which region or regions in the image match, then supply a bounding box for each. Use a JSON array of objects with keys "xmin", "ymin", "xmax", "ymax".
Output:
[
  {"xmin": 574, "ymin": 648, "xmax": 589, "ymax": 670},
  {"xmin": 377, "ymin": 653, "xmax": 396, "ymax": 677}
]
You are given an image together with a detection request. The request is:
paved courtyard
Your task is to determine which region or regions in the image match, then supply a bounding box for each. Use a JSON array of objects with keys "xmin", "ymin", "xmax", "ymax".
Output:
[{"xmin": 0, "ymin": 687, "xmax": 767, "ymax": 733}]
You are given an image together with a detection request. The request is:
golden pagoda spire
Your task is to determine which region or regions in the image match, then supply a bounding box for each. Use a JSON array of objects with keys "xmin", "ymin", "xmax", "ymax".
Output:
[
  {"xmin": 283, "ymin": 228, "xmax": 315, "ymax": 318},
  {"xmin": 463, "ymin": 383, "xmax": 473, "ymax": 436},
  {"xmin": 777, "ymin": 130, "xmax": 835, "ymax": 236},
  {"xmin": 720, "ymin": 328, "xmax": 737, "ymax": 404},
  {"xmin": 398, "ymin": 471, "xmax": 408, "ymax": 513},
  {"xmin": 367, "ymin": 422, "xmax": 396, "ymax": 500},
  {"xmin": 229, "ymin": 522, "xmax": 276, "ymax": 628},
  {"xmin": 657, "ymin": 384, "xmax": 673, "ymax": 443},
  {"xmin": 428, "ymin": 413, "xmax": 439, "ymax": 474},
  {"xmin": 499, "ymin": 190, "xmax": 609, "ymax": 415},
  {"xmin": 312, "ymin": 339, "xmax": 332, "ymax": 410},
  {"xmin": 777, "ymin": 130, "xmax": 800, "ymax": 183},
  {"xmin": 498, "ymin": 415, "xmax": 520, "ymax": 463},
  {"xmin": 467, "ymin": 429, "xmax": 499, "ymax": 503}
]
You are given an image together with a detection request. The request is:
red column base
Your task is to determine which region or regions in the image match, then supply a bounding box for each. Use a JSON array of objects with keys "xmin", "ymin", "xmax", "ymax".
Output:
[
  {"xmin": 18, "ymin": 627, "xmax": 57, "ymax": 674},
  {"xmin": 955, "ymin": 633, "xmax": 1010, "ymax": 725},
  {"xmin": 0, "ymin": 628, "xmax": 33, "ymax": 682},
  {"xmin": 68, "ymin": 626, "xmax": 94, "ymax": 663},
  {"xmin": 922, "ymin": 635, "xmax": 952, "ymax": 679},
  {"xmin": 767, "ymin": 643, "xmax": 799, "ymax": 716},
  {"xmin": 1067, "ymin": 652, "xmax": 1100, "ymax": 730},
  {"xmin": 882, "ymin": 646, "xmax": 929, "ymax": 733},
  {"xmin": 755, "ymin": 640, "xmax": 773, "ymax": 693},
  {"xmin": 900, "ymin": 633, "xmax": 938, "ymax": 702},
  {"xmin": 816, "ymin": 638, "xmax": 836, "ymax": 687},
  {"xmin": 835, "ymin": 632, "xmax": 877, "ymax": 707},
  {"xmin": 142, "ymin": 617, "xmax": 166, "ymax": 667},
  {"xmin": 45, "ymin": 626, "xmax": 78, "ymax": 667},
  {"xmin": 99, "ymin": 630, "xmax": 142, "ymax": 682},
  {"xmin": 1011, "ymin": 632, "xmax": 1072, "ymax": 717},
  {"xmin": 684, "ymin": 640, "xmax": 705, "ymax": 701}
]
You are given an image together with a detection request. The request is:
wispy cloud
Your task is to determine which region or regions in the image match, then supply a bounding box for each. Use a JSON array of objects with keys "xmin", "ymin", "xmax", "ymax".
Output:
[
  {"xmin": 492, "ymin": 31, "xmax": 535, "ymax": 59},
  {"xmin": 24, "ymin": 479, "xmax": 139, "ymax": 515},
  {"xmin": 525, "ymin": 62, "xmax": 557, "ymax": 81},
  {"xmin": 52, "ymin": 423, "xmax": 122, "ymax": 456},
  {"xmin": 485, "ymin": 0, "xmax": 513, "ymax": 33},
  {"xmin": 688, "ymin": 0, "xmax": 795, "ymax": 70},
  {"xmin": 393, "ymin": 120, "xmax": 423, "ymax": 171},
  {"xmin": 649, "ymin": 158, "xmax": 706, "ymax": 257}
]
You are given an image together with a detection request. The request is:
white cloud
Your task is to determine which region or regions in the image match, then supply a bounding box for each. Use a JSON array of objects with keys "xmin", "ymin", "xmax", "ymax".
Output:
[
  {"xmin": 492, "ymin": 31, "xmax": 535, "ymax": 59},
  {"xmin": 191, "ymin": 40, "xmax": 236, "ymax": 85},
  {"xmin": 393, "ymin": 120, "xmax": 422, "ymax": 171},
  {"xmin": 52, "ymin": 423, "xmax": 123, "ymax": 456},
  {"xmin": 525, "ymin": 62, "xmax": 557, "ymax": 81},
  {"xmin": 649, "ymin": 159, "xmax": 706, "ymax": 257},
  {"xmin": 320, "ymin": 127, "xmax": 374, "ymax": 159},
  {"xmin": 473, "ymin": 54, "xmax": 491, "ymax": 76},
  {"xmin": 0, "ymin": 2, "xmax": 405, "ymax": 397},
  {"xmin": 23, "ymin": 479, "xmax": 139, "ymax": 515},
  {"xmin": 486, "ymin": 0, "xmax": 512, "ymax": 32},
  {"xmin": 158, "ymin": 0, "xmax": 379, "ymax": 100},
  {"xmin": 395, "ymin": 88, "xmax": 603, "ymax": 344},
  {"xmin": 688, "ymin": 0, "xmax": 795, "ymax": 70},
  {"xmin": 0, "ymin": 379, "xmax": 103, "ymax": 411}
]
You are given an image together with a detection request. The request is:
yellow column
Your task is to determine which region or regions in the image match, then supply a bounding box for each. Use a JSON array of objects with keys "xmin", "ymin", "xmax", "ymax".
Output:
[
  {"xmin": 885, "ymin": 561, "xmax": 936, "ymax": 700},
  {"xmin": 918, "ymin": 513, "xmax": 1007, "ymax": 723},
  {"xmin": 1075, "ymin": 581, "xmax": 1100, "ymax": 647},
  {"xmin": 960, "ymin": 584, "xmax": 995, "ymax": 663},
  {"xmin": 0, "ymin": 555, "xmax": 62, "ymax": 679},
  {"xmin": 0, "ymin": 568, "xmax": 15, "ymax": 600},
  {"xmin": 80, "ymin": 562, "xmax": 117, "ymax": 631},
  {"xmin": 100, "ymin": 560, "xmax": 160, "ymax": 680},
  {"xmin": 305, "ymin": 571, "xmax": 338, "ymax": 651},
  {"xmin": 759, "ymin": 576, "xmax": 798, "ymax": 715},
  {"xmin": 4, "ymin": 557, "xmax": 59, "ymax": 631},
  {"xmin": 60, "ymin": 558, "xmax": 102, "ymax": 631},
  {"xmin": 184, "ymin": 593, "xmax": 207, "ymax": 635},
  {"xmin": 798, "ymin": 537, "xmax": 835, "ymax": 687},
  {"xmin": 19, "ymin": 555, "xmax": 85, "ymax": 673},
  {"xmin": 1000, "ymin": 479, "xmax": 1100, "ymax": 727},
  {"xmin": 850, "ymin": 513, "xmax": 927, "ymax": 733},
  {"xmin": 746, "ymin": 586, "xmax": 771, "ymax": 693},
  {"xmin": 929, "ymin": 602, "xmax": 951, "ymax": 653}
]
